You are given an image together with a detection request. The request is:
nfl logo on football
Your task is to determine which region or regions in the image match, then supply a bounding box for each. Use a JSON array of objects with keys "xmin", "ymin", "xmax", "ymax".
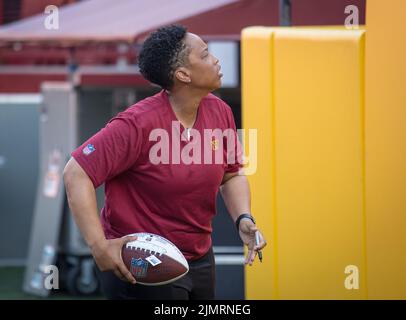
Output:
[{"xmin": 131, "ymin": 258, "xmax": 148, "ymax": 278}]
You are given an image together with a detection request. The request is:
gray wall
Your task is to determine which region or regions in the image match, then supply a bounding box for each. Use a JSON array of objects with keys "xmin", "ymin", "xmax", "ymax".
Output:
[{"xmin": 0, "ymin": 97, "xmax": 41, "ymax": 265}]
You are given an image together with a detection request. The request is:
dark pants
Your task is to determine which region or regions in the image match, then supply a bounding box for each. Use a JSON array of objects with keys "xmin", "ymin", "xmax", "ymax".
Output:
[{"xmin": 96, "ymin": 247, "xmax": 215, "ymax": 300}]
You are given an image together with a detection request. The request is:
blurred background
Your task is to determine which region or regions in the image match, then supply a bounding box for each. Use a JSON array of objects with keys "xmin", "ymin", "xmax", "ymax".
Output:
[{"xmin": 0, "ymin": 0, "xmax": 405, "ymax": 300}]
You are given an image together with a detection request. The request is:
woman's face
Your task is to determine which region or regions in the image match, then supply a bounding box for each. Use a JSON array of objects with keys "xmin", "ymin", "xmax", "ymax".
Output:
[{"xmin": 177, "ymin": 33, "xmax": 223, "ymax": 91}]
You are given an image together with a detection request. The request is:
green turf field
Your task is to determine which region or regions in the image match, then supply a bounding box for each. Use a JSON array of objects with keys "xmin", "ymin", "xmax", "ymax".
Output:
[{"xmin": 0, "ymin": 267, "xmax": 104, "ymax": 300}]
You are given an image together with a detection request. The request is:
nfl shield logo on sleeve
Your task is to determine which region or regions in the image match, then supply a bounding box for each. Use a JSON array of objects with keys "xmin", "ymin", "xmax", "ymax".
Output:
[{"xmin": 82, "ymin": 144, "xmax": 95, "ymax": 155}]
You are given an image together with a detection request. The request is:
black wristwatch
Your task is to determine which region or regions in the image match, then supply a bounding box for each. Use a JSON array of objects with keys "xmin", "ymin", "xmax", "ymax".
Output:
[{"xmin": 235, "ymin": 213, "xmax": 256, "ymax": 231}]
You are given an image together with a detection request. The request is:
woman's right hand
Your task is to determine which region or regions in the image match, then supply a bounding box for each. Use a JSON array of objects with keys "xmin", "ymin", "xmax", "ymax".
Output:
[{"xmin": 91, "ymin": 236, "xmax": 137, "ymax": 284}]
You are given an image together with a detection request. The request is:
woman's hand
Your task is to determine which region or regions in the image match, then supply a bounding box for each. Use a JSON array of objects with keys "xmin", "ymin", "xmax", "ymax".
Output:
[
  {"xmin": 91, "ymin": 235, "xmax": 137, "ymax": 283},
  {"xmin": 238, "ymin": 219, "xmax": 267, "ymax": 265}
]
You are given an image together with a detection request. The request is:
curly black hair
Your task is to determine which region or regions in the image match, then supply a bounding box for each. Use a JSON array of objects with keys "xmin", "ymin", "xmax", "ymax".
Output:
[{"xmin": 138, "ymin": 25, "xmax": 190, "ymax": 90}]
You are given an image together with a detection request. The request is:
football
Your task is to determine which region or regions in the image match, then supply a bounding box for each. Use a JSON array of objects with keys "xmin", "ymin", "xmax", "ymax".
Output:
[{"xmin": 121, "ymin": 232, "xmax": 189, "ymax": 286}]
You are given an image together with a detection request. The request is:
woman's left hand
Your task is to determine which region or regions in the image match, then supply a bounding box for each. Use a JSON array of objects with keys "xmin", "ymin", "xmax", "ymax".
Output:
[{"xmin": 238, "ymin": 219, "xmax": 267, "ymax": 265}]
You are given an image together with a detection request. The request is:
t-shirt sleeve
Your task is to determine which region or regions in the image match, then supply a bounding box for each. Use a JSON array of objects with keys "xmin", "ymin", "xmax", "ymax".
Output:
[
  {"xmin": 222, "ymin": 102, "xmax": 244, "ymax": 174},
  {"xmin": 71, "ymin": 111, "xmax": 143, "ymax": 188}
]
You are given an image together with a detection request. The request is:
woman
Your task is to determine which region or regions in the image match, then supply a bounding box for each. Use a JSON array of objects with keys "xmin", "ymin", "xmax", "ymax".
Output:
[{"xmin": 63, "ymin": 25, "xmax": 266, "ymax": 300}]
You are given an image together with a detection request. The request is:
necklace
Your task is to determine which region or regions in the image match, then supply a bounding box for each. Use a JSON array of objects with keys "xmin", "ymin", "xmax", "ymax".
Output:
[{"xmin": 186, "ymin": 128, "xmax": 191, "ymax": 141}]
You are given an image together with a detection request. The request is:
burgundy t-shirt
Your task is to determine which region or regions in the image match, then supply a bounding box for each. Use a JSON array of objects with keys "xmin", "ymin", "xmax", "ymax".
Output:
[{"xmin": 71, "ymin": 90, "xmax": 242, "ymax": 260}]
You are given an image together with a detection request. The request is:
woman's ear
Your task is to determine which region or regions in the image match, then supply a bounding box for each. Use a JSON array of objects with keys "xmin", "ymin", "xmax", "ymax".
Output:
[{"xmin": 174, "ymin": 67, "xmax": 191, "ymax": 84}]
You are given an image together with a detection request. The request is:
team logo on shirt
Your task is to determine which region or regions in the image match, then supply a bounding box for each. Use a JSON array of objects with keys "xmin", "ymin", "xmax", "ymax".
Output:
[
  {"xmin": 211, "ymin": 139, "xmax": 219, "ymax": 151},
  {"xmin": 131, "ymin": 258, "xmax": 148, "ymax": 278},
  {"xmin": 82, "ymin": 144, "xmax": 95, "ymax": 155}
]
